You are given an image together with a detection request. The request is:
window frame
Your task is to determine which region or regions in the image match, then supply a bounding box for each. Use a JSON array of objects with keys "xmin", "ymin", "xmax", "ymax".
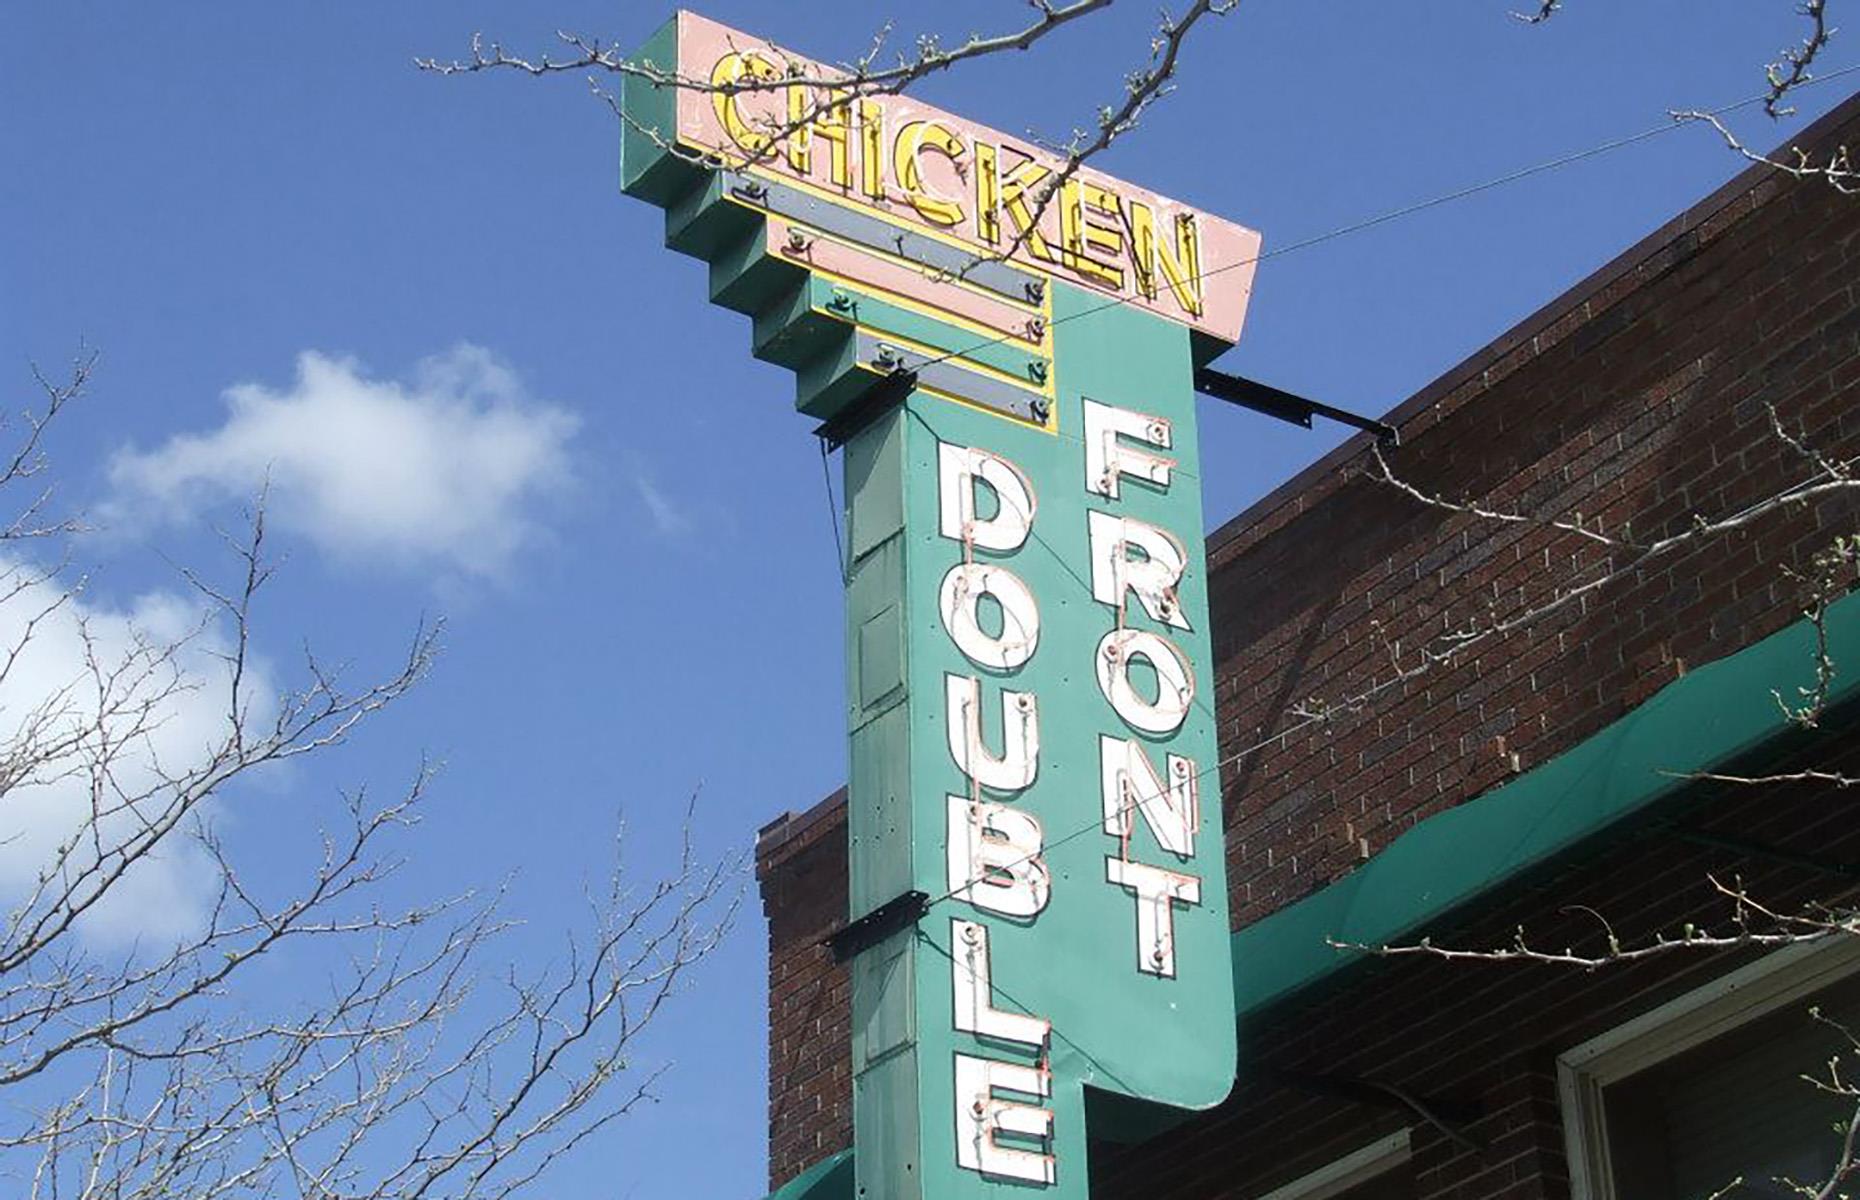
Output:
[
  {"xmin": 1252, "ymin": 1128, "xmax": 1412, "ymax": 1200},
  {"xmin": 1557, "ymin": 936, "xmax": 1860, "ymax": 1200}
]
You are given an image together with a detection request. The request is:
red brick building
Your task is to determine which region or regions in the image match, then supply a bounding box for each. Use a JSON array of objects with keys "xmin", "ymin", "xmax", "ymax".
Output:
[{"xmin": 756, "ymin": 91, "xmax": 1860, "ymax": 1200}]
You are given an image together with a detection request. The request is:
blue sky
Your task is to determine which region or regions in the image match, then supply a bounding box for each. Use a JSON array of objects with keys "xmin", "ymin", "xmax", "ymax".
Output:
[{"xmin": 2, "ymin": 3, "xmax": 1853, "ymax": 1196}]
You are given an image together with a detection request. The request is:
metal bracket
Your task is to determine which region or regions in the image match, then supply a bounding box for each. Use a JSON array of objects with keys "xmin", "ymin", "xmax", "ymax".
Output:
[
  {"xmin": 823, "ymin": 890, "xmax": 930, "ymax": 963},
  {"xmin": 814, "ymin": 368, "xmax": 918, "ymax": 452},
  {"xmin": 1195, "ymin": 368, "xmax": 1399, "ymax": 445},
  {"xmin": 1674, "ymin": 828, "xmax": 1860, "ymax": 880},
  {"xmin": 1267, "ymin": 1069, "xmax": 1486, "ymax": 1152}
]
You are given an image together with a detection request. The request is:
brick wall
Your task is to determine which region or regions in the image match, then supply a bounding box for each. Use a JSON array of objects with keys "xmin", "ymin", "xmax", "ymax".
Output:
[
  {"xmin": 1210, "ymin": 94, "xmax": 1860, "ymax": 927},
  {"xmin": 756, "ymin": 792, "xmax": 852, "ymax": 1190},
  {"xmin": 755, "ymin": 92, "xmax": 1860, "ymax": 1195}
]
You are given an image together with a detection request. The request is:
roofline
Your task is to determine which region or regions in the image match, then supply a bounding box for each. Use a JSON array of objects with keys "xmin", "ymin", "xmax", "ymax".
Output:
[
  {"xmin": 755, "ymin": 785, "xmax": 847, "ymax": 875},
  {"xmin": 1206, "ymin": 87, "xmax": 1860, "ymax": 560}
]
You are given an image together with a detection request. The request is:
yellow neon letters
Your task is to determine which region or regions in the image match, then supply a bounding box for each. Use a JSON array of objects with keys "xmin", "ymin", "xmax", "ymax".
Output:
[
  {"xmin": 709, "ymin": 51, "xmax": 784, "ymax": 154},
  {"xmin": 705, "ymin": 52, "xmax": 1216, "ymax": 323},
  {"xmin": 1129, "ymin": 202, "xmax": 1205, "ymax": 317},
  {"xmin": 892, "ymin": 120, "xmax": 968, "ymax": 227}
]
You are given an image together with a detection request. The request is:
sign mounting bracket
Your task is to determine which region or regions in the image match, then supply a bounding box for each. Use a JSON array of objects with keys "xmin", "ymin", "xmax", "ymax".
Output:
[
  {"xmin": 822, "ymin": 890, "xmax": 931, "ymax": 963},
  {"xmin": 812, "ymin": 369, "xmax": 918, "ymax": 451},
  {"xmin": 1195, "ymin": 367, "xmax": 1399, "ymax": 445}
]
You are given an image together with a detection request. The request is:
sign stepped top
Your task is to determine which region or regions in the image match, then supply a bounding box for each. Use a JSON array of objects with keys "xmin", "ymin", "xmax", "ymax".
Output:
[{"xmin": 620, "ymin": 10, "xmax": 1261, "ymax": 429}]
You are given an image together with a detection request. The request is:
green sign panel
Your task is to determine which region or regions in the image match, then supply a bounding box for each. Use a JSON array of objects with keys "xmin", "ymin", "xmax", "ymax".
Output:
[{"xmin": 617, "ymin": 14, "xmax": 1260, "ymax": 1196}]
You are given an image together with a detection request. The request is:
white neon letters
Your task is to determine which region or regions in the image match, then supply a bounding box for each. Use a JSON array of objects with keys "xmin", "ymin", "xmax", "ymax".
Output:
[
  {"xmin": 1087, "ymin": 509, "xmax": 1190, "ymax": 630},
  {"xmin": 1105, "ymin": 858, "xmax": 1201, "ymax": 978},
  {"xmin": 951, "ymin": 919, "xmax": 1051, "ymax": 1047},
  {"xmin": 1099, "ymin": 734, "xmax": 1198, "ymax": 858},
  {"xmin": 946, "ymin": 674, "xmax": 1040, "ymax": 791},
  {"xmin": 947, "ymin": 796, "xmax": 1051, "ymax": 917},
  {"xmin": 940, "ymin": 442, "xmax": 1036, "ymax": 551},
  {"xmin": 937, "ymin": 400, "xmax": 1212, "ymax": 1182},
  {"xmin": 1084, "ymin": 398, "xmax": 1206, "ymax": 988},
  {"xmin": 1084, "ymin": 398, "xmax": 1174, "ymax": 499},
  {"xmin": 938, "ymin": 438, "xmax": 1056, "ymax": 1185},
  {"xmin": 1095, "ymin": 628, "xmax": 1196, "ymax": 735},
  {"xmin": 940, "ymin": 563, "xmax": 1041, "ymax": 669},
  {"xmin": 954, "ymin": 1054, "xmax": 1056, "ymax": 1184}
]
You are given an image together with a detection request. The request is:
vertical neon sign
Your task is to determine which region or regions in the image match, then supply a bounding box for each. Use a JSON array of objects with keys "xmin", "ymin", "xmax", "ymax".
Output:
[{"xmin": 617, "ymin": 14, "xmax": 1262, "ymax": 1195}]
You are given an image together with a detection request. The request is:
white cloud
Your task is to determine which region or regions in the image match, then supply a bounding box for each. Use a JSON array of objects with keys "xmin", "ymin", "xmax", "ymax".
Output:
[
  {"xmin": 108, "ymin": 346, "xmax": 578, "ymax": 579},
  {"xmin": 0, "ymin": 562, "xmax": 261, "ymax": 946},
  {"xmin": 628, "ymin": 461, "xmax": 696, "ymax": 539}
]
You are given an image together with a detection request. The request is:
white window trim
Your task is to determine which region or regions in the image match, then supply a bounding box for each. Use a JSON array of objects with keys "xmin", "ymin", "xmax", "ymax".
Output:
[
  {"xmin": 1253, "ymin": 1128, "xmax": 1411, "ymax": 1200},
  {"xmin": 1557, "ymin": 935, "xmax": 1860, "ymax": 1200}
]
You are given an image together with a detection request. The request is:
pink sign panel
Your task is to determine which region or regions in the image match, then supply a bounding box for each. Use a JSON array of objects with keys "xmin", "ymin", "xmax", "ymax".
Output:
[
  {"xmin": 764, "ymin": 216, "xmax": 1045, "ymax": 346},
  {"xmin": 669, "ymin": 10, "xmax": 1263, "ymax": 346}
]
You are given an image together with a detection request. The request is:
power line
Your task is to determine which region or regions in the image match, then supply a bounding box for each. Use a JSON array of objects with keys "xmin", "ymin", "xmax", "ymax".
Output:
[
  {"xmin": 817, "ymin": 435, "xmax": 847, "ymax": 582},
  {"xmin": 921, "ymin": 466, "xmax": 1860, "ymax": 917},
  {"xmin": 912, "ymin": 59, "xmax": 1860, "ymax": 374},
  {"xmin": 802, "ymin": 64, "xmax": 1860, "ymax": 913}
]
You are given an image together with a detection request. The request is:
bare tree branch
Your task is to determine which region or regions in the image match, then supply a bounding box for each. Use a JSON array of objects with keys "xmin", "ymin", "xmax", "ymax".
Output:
[
  {"xmin": 1308, "ymin": 404, "xmax": 1860, "ymax": 732},
  {"xmin": 1681, "ymin": 768, "xmax": 1860, "ymax": 789},
  {"xmin": 985, "ymin": 0, "xmax": 1239, "ymax": 275},
  {"xmin": 1673, "ymin": 108, "xmax": 1858, "ymax": 195},
  {"xmin": 1518, "ymin": 2, "xmax": 1836, "ymax": 120},
  {"xmin": 0, "ymin": 355, "xmax": 742, "ymax": 1198},
  {"xmin": 1364, "ymin": 442, "xmax": 1621, "ymax": 548},
  {"xmin": 414, "ymin": 3, "xmax": 1114, "ymax": 94},
  {"xmin": 419, "ymin": 3, "xmax": 1241, "ymax": 280},
  {"xmin": 1767, "ymin": 0, "xmax": 1837, "ymax": 118},
  {"xmin": 1333, "ymin": 876, "xmax": 1858, "ymax": 969}
]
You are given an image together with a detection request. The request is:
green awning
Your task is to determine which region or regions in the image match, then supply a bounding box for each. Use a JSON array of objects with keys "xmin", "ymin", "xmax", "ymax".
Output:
[
  {"xmin": 762, "ymin": 593, "xmax": 1860, "ymax": 1197},
  {"xmin": 763, "ymin": 1149, "xmax": 851, "ymax": 1200},
  {"xmin": 1231, "ymin": 589, "xmax": 1860, "ymax": 1018}
]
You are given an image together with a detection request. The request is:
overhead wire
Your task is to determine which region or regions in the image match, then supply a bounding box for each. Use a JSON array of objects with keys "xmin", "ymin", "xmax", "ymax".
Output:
[
  {"xmin": 803, "ymin": 60, "xmax": 1860, "ymax": 916},
  {"xmin": 818, "ymin": 436, "xmax": 847, "ymax": 582},
  {"xmin": 910, "ymin": 58, "xmax": 1860, "ymax": 375},
  {"xmin": 917, "ymin": 461, "xmax": 1860, "ymax": 916},
  {"xmin": 803, "ymin": 67, "xmax": 1860, "ymax": 554},
  {"xmin": 909, "ymin": 60, "xmax": 1860, "ymax": 916}
]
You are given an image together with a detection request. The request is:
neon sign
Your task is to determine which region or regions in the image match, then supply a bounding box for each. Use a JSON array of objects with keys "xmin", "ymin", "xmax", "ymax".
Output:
[
  {"xmin": 616, "ymin": 14, "xmax": 1260, "ymax": 1195},
  {"xmin": 633, "ymin": 12, "xmax": 1259, "ymax": 347}
]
